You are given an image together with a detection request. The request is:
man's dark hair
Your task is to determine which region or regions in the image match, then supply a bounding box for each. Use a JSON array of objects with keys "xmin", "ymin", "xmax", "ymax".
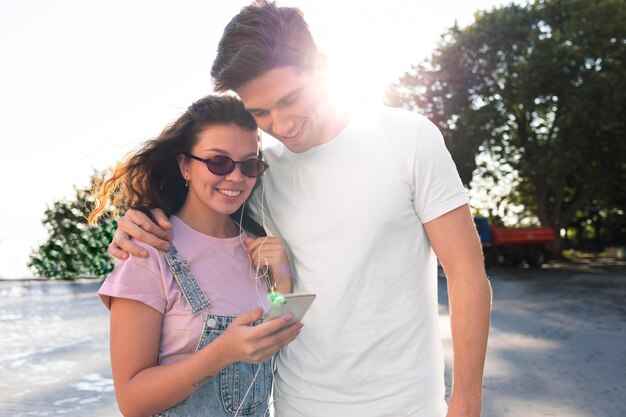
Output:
[{"xmin": 211, "ymin": 0, "xmax": 318, "ymax": 92}]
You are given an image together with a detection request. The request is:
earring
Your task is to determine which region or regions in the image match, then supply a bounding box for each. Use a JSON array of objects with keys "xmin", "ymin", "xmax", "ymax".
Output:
[{"xmin": 185, "ymin": 179, "xmax": 189, "ymax": 188}]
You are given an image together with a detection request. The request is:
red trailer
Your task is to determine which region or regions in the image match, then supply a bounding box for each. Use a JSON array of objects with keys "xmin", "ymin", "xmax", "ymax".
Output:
[{"xmin": 474, "ymin": 216, "xmax": 556, "ymax": 267}]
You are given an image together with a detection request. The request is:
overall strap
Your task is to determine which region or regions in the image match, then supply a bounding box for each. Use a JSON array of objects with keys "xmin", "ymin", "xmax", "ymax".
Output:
[{"xmin": 162, "ymin": 241, "xmax": 212, "ymax": 314}]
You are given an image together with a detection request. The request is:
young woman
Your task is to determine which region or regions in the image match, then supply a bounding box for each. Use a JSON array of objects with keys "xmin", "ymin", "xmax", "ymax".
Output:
[{"xmin": 89, "ymin": 95, "xmax": 300, "ymax": 417}]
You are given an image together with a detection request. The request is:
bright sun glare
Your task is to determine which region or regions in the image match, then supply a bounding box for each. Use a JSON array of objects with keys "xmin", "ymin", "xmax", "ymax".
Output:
[{"xmin": 0, "ymin": 0, "xmax": 505, "ymax": 278}]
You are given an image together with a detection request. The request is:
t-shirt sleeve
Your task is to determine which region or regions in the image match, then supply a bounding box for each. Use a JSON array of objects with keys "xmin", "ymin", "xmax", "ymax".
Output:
[
  {"xmin": 98, "ymin": 253, "xmax": 167, "ymax": 314},
  {"xmin": 411, "ymin": 117, "xmax": 469, "ymax": 223}
]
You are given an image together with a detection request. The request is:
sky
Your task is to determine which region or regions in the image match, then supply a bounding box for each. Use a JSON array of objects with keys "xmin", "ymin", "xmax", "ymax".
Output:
[{"xmin": 0, "ymin": 0, "xmax": 509, "ymax": 278}]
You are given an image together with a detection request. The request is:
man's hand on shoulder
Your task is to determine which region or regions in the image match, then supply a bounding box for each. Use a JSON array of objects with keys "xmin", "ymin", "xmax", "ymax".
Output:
[{"xmin": 108, "ymin": 208, "xmax": 172, "ymax": 260}]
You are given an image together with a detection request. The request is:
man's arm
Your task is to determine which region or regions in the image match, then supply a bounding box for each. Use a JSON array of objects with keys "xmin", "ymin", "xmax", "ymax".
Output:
[
  {"xmin": 109, "ymin": 208, "xmax": 172, "ymax": 260},
  {"xmin": 424, "ymin": 204, "xmax": 492, "ymax": 417}
]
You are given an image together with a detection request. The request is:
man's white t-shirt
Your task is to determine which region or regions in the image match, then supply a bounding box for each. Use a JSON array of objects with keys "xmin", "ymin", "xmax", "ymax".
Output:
[{"xmin": 252, "ymin": 104, "xmax": 469, "ymax": 417}]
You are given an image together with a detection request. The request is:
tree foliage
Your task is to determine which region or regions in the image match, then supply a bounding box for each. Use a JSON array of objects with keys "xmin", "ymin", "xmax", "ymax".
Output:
[
  {"xmin": 28, "ymin": 172, "xmax": 118, "ymax": 280},
  {"xmin": 387, "ymin": 0, "xmax": 626, "ymax": 249}
]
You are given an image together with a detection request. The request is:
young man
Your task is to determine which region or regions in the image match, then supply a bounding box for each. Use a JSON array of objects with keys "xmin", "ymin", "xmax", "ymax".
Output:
[{"xmin": 109, "ymin": 1, "xmax": 491, "ymax": 416}]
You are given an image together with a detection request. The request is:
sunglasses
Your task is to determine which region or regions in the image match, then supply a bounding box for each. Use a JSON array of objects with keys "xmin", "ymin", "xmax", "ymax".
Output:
[{"xmin": 185, "ymin": 153, "xmax": 268, "ymax": 178}]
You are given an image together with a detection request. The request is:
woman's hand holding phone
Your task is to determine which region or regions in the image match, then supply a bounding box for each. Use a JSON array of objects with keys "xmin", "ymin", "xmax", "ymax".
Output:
[{"xmin": 218, "ymin": 308, "xmax": 302, "ymax": 365}]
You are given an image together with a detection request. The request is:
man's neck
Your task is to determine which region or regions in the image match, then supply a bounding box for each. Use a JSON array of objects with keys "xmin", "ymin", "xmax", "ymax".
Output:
[{"xmin": 316, "ymin": 96, "xmax": 353, "ymax": 147}]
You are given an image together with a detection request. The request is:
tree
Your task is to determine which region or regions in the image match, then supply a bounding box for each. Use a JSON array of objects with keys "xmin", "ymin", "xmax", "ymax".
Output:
[
  {"xmin": 28, "ymin": 172, "xmax": 119, "ymax": 280},
  {"xmin": 387, "ymin": 0, "xmax": 626, "ymax": 253}
]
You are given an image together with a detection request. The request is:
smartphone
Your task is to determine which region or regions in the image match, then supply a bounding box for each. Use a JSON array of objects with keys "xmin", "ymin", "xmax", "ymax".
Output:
[{"xmin": 263, "ymin": 292, "xmax": 316, "ymax": 323}]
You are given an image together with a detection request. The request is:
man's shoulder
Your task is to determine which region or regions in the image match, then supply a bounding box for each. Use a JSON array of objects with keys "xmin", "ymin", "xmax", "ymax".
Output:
[
  {"xmin": 353, "ymin": 102, "xmax": 430, "ymax": 129},
  {"xmin": 349, "ymin": 103, "xmax": 436, "ymax": 144}
]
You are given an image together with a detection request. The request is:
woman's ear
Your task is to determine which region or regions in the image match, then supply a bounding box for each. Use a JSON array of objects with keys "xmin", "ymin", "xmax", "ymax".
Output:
[{"xmin": 177, "ymin": 154, "xmax": 190, "ymax": 181}]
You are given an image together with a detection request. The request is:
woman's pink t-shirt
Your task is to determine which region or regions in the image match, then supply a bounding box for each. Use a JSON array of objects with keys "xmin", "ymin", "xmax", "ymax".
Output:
[{"xmin": 99, "ymin": 215, "xmax": 270, "ymax": 365}]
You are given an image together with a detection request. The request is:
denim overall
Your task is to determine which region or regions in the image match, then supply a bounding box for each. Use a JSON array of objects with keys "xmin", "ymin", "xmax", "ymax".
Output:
[{"xmin": 154, "ymin": 242, "xmax": 273, "ymax": 417}]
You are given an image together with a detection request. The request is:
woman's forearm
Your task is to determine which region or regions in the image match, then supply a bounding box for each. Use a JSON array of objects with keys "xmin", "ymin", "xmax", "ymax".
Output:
[{"xmin": 114, "ymin": 337, "xmax": 232, "ymax": 417}]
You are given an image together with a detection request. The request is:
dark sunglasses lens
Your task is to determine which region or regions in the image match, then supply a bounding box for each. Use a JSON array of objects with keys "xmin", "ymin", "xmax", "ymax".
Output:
[
  {"xmin": 207, "ymin": 156, "xmax": 235, "ymax": 175},
  {"xmin": 241, "ymin": 159, "xmax": 267, "ymax": 177}
]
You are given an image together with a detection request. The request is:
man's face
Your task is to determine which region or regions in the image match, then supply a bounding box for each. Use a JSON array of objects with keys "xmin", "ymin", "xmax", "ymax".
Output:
[{"xmin": 236, "ymin": 66, "xmax": 329, "ymax": 153}]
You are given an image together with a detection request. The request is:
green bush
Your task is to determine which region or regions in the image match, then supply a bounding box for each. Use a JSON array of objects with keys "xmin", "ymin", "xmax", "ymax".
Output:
[{"xmin": 28, "ymin": 173, "xmax": 118, "ymax": 280}]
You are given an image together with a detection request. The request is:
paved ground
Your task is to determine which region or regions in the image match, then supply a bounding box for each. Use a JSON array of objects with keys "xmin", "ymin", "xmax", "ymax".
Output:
[
  {"xmin": 451, "ymin": 263, "xmax": 626, "ymax": 417},
  {"xmin": 0, "ymin": 260, "xmax": 624, "ymax": 416},
  {"xmin": 0, "ymin": 280, "xmax": 118, "ymax": 416}
]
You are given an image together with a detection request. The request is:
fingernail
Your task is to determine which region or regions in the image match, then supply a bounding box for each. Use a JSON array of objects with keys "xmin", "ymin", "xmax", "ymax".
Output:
[
  {"xmin": 140, "ymin": 250, "xmax": 148, "ymax": 257},
  {"xmin": 284, "ymin": 314, "xmax": 294, "ymax": 322}
]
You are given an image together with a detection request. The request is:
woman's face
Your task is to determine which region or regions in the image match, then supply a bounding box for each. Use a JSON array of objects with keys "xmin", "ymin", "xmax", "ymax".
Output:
[{"xmin": 180, "ymin": 124, "xmax": 260, "ymax": 218}]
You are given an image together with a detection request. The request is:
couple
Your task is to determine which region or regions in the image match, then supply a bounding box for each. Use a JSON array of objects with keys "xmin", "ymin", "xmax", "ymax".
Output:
[{"xmin": 94, "ymin": 1, "xmax": 492, "ymax": 416}]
